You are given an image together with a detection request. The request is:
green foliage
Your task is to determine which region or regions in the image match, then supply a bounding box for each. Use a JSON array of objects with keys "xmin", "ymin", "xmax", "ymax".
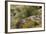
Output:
[
  {"xmin": 10, "ymin": 5, "xmax": 42, "ymax": 29},
  {"xmin": 11, "ymin": 5, "xmax": 41, "ymax": 18}
]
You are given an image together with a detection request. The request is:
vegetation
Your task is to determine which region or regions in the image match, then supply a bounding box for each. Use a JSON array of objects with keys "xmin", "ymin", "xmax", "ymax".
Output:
[{"xmin": 10, "ymin": 5, "xmax": 42, "ymax": 29}]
